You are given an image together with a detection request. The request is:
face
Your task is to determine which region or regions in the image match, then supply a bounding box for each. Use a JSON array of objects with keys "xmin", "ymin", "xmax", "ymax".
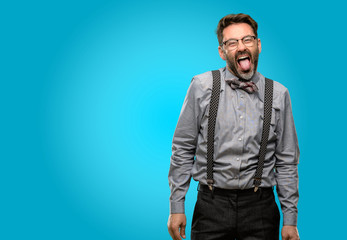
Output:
[{"xmin": 218, "ymin": 23, "xmax": 261, "ymax": 80}]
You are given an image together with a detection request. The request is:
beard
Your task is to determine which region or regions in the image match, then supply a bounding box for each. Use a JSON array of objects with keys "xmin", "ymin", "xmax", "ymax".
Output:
[{"xmin": 225, "ymin": 48, "xmax": 260, "ymax": 81}]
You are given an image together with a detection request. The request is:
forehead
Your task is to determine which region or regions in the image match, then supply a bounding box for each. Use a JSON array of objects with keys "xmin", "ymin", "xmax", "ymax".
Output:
[{"xmin": 222, "ymin": 23, "xmax": 255, "ymax": 40}]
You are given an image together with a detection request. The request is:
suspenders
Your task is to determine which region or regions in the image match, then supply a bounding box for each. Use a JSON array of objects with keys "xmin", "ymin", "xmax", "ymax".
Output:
[
  {"xmin": 254, "ymin": 77, "xmax": 274, "ymax": 192},
  {"xmin": 206, "ymin": 70, "xmax": 274, "ymax": 193},
  {"xmin": 206, "ymin": 70, "xmax": 221, "ymax": 191}
]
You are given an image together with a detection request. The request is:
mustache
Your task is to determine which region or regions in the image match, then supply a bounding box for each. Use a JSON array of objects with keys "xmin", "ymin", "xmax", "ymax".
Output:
[{"xmin": 235, "ymin": 50, "xmax": 252, "ymax": 60}]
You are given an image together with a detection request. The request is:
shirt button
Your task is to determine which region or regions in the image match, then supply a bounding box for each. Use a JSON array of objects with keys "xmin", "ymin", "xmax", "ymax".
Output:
[
  {"xmin": 238, "ymin": 137, "xmax": 242, "ymax": 141},
  {"xmin": 240, "ymin": 115, "xmax": 243, "ymax": 119},
  {"xmin": 240, "ymin": 95, "xmax": 244, "ymax": 98},
  {"xmin": 236, "ymin": 157, "xmax": 240, "ymax": 161}
]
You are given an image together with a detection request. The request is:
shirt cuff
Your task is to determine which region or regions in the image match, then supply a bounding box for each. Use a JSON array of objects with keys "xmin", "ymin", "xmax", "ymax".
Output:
[
  {"xmin": 170, "ymin": 201, "xmax": 185, "ymax": 214},
  {"xmin": 283, "ymin": 212, "xmax": 297, "ymax": 226}
]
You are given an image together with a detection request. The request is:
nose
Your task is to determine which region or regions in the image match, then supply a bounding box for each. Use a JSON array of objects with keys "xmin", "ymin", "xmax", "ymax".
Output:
[{"xmin": 237, "ymin": 40, "xmax": 246, "ymax": 51}]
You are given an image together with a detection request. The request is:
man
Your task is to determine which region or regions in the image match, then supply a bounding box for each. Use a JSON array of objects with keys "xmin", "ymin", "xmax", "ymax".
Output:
[{"xmin": 167, "ymin": 13, "xmax": 300, "ymax": 240}]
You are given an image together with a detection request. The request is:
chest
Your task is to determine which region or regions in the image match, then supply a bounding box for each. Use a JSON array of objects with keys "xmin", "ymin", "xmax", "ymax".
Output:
[{"xmin": 201, "ymin": 87, "xmax": 278, "ymax": 143}]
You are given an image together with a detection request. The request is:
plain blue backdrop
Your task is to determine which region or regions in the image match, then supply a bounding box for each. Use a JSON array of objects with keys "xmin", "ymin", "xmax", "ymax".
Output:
[{"xmin": 1, "ymin": 0, "xmax": 346, "ymax": 239}]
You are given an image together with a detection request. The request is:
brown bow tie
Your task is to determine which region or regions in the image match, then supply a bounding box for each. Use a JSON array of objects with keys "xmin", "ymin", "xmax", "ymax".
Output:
[{"xmin": 225, "ymin": 78, "xmax": 259, "ymax": 94}]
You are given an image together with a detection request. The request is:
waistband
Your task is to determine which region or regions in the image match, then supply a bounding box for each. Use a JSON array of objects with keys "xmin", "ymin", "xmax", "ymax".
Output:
[{"xmin": 198, "ymin": 184, "xmax": 273, "ymax": 196}]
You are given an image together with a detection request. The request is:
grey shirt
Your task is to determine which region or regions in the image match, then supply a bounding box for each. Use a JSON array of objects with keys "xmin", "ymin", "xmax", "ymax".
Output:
[{"xmin": 168, "ymin": 67, "xmax": 300, "ymax": 226}]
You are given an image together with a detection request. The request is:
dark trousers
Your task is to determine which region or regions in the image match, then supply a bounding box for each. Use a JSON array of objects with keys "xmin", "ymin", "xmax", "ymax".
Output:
[{"xmin": 191, "ymin": 185, "xmax": 280, "ymax": 240}]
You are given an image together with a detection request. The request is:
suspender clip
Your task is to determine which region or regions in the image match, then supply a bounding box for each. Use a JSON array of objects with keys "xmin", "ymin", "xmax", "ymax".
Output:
[
  {"xmin": 207, "ymin": 179, "xmax": 214, "ymax": 191},
  {"xmin": 253, "ymin": 177, "xmax": 261, "ymax": 192},
  {"xmin": 207, "ymin": 179, "xmax": 215, "ymax": 199}
]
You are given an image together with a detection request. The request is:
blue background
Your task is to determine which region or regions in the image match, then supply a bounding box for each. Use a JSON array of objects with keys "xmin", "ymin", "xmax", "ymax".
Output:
[{"xmin": 1, "ymin": 0, "xmax": 346, "ymax": 239}]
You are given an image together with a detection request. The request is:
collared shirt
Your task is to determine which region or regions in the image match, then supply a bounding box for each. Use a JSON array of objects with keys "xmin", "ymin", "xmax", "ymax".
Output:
[{"xmin": 168, "ymin": 67, "xmax": 300, "ymax": 226}]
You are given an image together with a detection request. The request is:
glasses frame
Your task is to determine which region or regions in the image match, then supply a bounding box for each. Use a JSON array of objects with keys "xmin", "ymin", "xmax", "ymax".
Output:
[{"xmin": 221, "ymin": 35, "xmax": 257, "ymax": 50}]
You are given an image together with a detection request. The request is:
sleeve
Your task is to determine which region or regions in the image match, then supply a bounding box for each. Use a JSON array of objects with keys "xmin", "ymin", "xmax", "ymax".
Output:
[
  {"xmin": 274, "ymin": 89, "xmax": 300, "ymax": 226},
  {"xmin": 168, "ymin": 76, "xmax": 204, "ymax": 214}
]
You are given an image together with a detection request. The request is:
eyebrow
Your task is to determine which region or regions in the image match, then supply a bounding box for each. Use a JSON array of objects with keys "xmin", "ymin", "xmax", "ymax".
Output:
[{"xmin": 224, "ymin": 35, "xmax": 254, "ymax": 41}]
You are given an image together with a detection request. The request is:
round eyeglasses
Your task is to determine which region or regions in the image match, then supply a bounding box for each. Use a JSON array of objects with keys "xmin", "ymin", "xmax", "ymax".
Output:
[{"xmin": 222, "ymin": 35, "xmax": 257, "ymax": 50}]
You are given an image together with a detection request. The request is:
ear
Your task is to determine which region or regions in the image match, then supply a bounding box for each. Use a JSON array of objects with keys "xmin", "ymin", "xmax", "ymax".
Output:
[
  {"xmin": 218, "ymin": 45, "xmax": 227, "ymax": 61},
  {"xmin": 257, "ymin": 38, "xmax": 262, "ymax": 54}
]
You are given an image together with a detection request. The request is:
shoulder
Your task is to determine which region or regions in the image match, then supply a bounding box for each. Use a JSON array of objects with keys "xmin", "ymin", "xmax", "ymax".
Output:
[
  {"xmin": 192, "ymin": 67, "xmax": 224, "ymax": 92},
  {"xmin": 272, "ymin": 80, "xmax": 288, "ymax": 96},
  {"xmin": 269, "ymin": 78, "xmax": 291, "ymax": 108}
]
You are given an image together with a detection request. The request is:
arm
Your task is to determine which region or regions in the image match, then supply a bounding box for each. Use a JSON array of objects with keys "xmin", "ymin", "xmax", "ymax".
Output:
[
  {"xmin": 168, "ymin": 76, "xmax": 203, "ymax": 213},
  {"xmin": 168, "ymin": 77, "xmax": 204, "ymax": 239},
  {"xmin": 274, "ymin": 89, "xmax": 300, "ymax": 238}
]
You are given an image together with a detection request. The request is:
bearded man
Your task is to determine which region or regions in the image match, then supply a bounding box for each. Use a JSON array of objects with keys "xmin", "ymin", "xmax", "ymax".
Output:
[{"xmin": 168, "ymin": 13, "xmax": 300, "ymax": 240}]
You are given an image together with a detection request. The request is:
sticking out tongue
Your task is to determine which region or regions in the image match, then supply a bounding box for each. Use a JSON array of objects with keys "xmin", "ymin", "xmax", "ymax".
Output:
[{"xmin": 239, "ymin": 58, "xmax": 251, "ymax": 71}]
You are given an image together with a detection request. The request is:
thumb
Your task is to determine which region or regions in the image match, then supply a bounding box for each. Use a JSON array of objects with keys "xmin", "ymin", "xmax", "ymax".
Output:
[{"xmin": 180, "ymin": 223, "xmax": 186, "ymax": 239}]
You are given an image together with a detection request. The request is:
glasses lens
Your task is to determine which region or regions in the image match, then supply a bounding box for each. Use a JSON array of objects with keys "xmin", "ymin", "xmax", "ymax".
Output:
[
  {"xmin": 226, "ymin": 40, "xmax": 237, "ymax": 49},
  {"xmin": 243, "ymin": 36, "xmax": 254, "ymax": 46}
]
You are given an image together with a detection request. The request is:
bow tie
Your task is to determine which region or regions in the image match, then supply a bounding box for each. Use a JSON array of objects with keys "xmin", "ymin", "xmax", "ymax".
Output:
[{"xmin": 225, "ymin": 78, "xmax": 259, "ymax": 94}]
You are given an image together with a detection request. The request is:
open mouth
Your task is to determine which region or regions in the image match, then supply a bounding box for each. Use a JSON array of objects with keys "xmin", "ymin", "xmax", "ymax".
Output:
[{"xmin": 237, "ymin": 55, "xmax": 251, "ymax": 71}]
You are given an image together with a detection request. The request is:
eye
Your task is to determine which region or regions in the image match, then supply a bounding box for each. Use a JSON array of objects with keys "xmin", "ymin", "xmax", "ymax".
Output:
[
  {"xmin": 243, "ymin": 37, "xmax": 253, "ymax": 44},
  {"xmin": 227, "ymin": 40, "xmax": 237, "ymax": 48}
]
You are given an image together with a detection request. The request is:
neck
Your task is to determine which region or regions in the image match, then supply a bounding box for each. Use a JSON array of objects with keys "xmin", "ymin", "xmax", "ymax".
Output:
[{"xmin": 226, "ymin": 65, "xmax": 235, "ymax": 77}]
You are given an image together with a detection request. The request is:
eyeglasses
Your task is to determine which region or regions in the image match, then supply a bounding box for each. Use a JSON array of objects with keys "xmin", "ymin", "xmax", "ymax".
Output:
[{"xmin": 222, "ymin": 35, "xmax": 257, "ymax": 50}]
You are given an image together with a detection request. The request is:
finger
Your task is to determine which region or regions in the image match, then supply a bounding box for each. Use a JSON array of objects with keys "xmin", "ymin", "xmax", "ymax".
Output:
[
  {"xmin": 168, "ymin": 226, "xmax": 174, "ymax": 240},
  {"xmin": 172, "ymin": 225, "xmax": 182, "ymax": 240},
  {"xmin": 169, "ymin": 227, "xmax": 181, "ymax": 240},
  {"xmin": 168, "ymin": 224, "xmax": 180, "ymax": 240},
  {"xmin": 281, "ymin": 234, "xmax": 288, "ymax": 240},
  {"xmin": 289, "ymin": 233, "xmax": 299, "ymax": 240},
  {"xmin": 180, "ymin": 224, "xmax": 186, "ymax": 239}
]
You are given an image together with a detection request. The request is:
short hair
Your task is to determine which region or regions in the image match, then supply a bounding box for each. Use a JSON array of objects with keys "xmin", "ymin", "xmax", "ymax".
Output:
[{"xmin": 216, "ymin": 13, "xmax": 258, "ymax": 46}]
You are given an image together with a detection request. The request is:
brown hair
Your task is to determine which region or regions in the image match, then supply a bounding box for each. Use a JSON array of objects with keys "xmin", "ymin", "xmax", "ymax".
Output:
[{"xmin": 216, "ymin": 13, "xmax": 258, "ymax": 46}]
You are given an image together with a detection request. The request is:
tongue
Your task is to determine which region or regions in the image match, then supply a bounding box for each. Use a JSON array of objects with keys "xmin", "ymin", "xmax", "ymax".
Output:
[{"xmin": 239, "ymin": 59, "xmax": 251, "ymax": 71}]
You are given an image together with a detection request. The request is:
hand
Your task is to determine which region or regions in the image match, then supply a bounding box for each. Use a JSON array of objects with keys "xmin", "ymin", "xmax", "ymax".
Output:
[
  {"xmin": 167, "ymin": 213, "xmax": 186, "ymax": 240},
  {"xmin": 282, "ymin": 225, "xmax": 300, "ymax": 240}
]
